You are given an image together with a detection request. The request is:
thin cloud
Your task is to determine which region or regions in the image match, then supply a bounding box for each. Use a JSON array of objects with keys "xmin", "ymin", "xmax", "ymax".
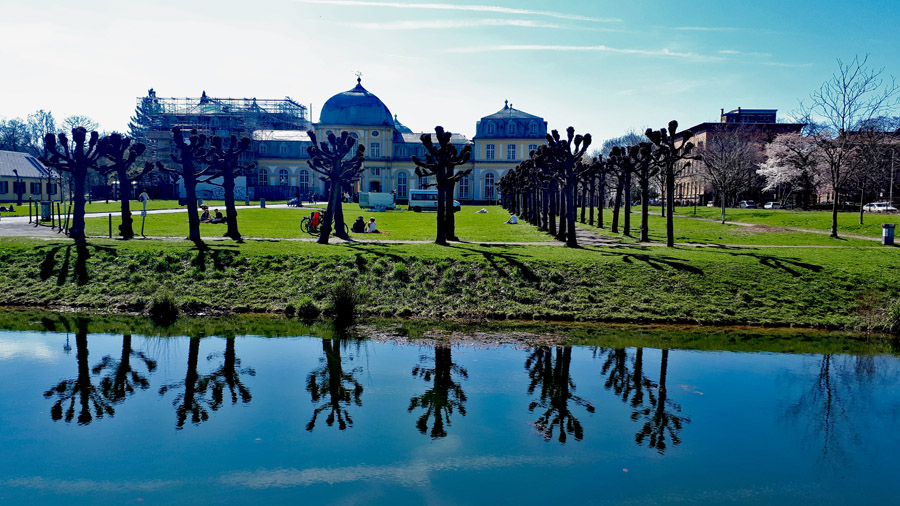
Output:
[
  {"xmin": 673, "ymin": 26, "xmax": 739, "ymax": 32},
  {"xmin": 444, "ymin": 44, "xmax": 724, "ymax": 61},
  {"xmin": 348, "ymin": 18, "xmax": 564, "ymax": 30},
  {"xmin": 719, "ymin": 49, "xmax": 773, "ymax": 57},
  {"xmin": 295, "ymin": 0, "xmax": 621, "ymax": 22}
]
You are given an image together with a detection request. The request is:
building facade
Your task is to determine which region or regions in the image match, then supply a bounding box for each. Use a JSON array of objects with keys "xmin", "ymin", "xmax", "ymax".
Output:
[
  {"xmin": 0, "ymin": 150, "xmax": 58, "ymax": 204},
  {"xmin": 253, "ymin": 80, "xmax": 548, "ymax": 204},
  {"xmin": 673, "ymin": 108, "xmax": 805, "ymax": 205}
]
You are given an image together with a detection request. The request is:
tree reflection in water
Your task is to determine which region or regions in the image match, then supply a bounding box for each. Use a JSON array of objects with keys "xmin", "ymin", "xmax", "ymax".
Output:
[
  {"xmin": 93, "ymin": 334, "xmax": 157, "ymax": 404},
  {"xmin": 44, "ymin": 318, "xmax": 114, "ymax": 425},
  {"xmin": 594, "ymin": 347, "xmax": 689, "ymax": 454},
  {"xmin": 409, "ymin": 345, "xmax": 468, "ymax": 438},
  {"xmin": 525, "ymin": 346, "xmax": 595, "ymax": 443},
  {"xmin": 783, "ymin": 354, "xmax": 886, "ymax": 462},
  {"xmin": 159, "ymin": 337, "xmax": 255, "ymax": 429},
  {"xmin": 306, "ymin": 337, "xmax": 363, "ymax": 431}
]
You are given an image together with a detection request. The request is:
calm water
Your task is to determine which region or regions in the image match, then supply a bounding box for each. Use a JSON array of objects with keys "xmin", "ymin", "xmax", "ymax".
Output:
[{"xmin": 1, "ymin": 323, "xmax": 899, "ymax": 505}]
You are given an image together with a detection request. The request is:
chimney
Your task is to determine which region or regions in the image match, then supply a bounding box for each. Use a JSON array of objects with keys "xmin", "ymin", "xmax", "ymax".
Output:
[{"xmin": 720, "ymin": 108, "xmax": 725, "ymax": 123}]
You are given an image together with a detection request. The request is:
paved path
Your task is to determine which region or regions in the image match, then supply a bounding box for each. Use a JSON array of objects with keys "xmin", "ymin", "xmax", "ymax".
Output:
[{"xmin": 660, "ymin": 211, "xmax": 883, "ymax": 242}]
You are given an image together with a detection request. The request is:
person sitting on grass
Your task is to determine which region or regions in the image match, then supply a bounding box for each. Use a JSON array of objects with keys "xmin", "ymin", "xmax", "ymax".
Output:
[
  {"xmin": 366, "ymin": 217, "xmax": 384, "ymax": 234},
  {"xmin": 505, "ymin": 214, "xmax": 518, "ymax": 224},
  {"xmin": 199, "ymin": 207, "xmax": 211, "ymax": 223},
  {"xmin": 351, "ymin": 216, "xmax": 366, "ymax": 233},
  {"xmin": 211, "ymin": 209, "xmax": 225, "ymax": 224}
]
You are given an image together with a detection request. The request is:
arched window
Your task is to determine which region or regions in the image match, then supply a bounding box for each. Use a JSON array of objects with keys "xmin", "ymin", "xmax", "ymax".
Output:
[
  {"xmin": 397, "ymin": 172, "xmax": 408, "ymax": 198},
  {"xmin": 506, "ymin": 121, "xmax": 515, "ymax": 136},
  {"xmin": 484, "ymin": 172, "xmax": 495, "ymax": 201},
  {"xmin": 299, "ymin": 169, "xmax": 310, "ymax": 194},
  {"xmin": 487, "ymin": 122, "xmax": 495, "ymax": 134},
  {"xmin": 529, "ymin": 122, "xmax": 537, "ymax": 135},
  {"xmin": 278, "ymin": 169, "xmax": 289, "ymax": 186},
  {"xmin": 458, "ymin": 174, "xmax": 470, "ymax": 199},
  {"xmin": 259, "ymin": 143, "xmax": 267, "ymax": 155},
  {"xmin": 258, "ymin": 169, "xmax": 269, "ymax": 186}
]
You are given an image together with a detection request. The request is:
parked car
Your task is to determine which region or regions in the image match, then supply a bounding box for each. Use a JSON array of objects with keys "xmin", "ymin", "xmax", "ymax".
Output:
[
  {"xmin": 738, "ymin": 200, "xmax": 758, "ymax": 209},
  {"xmin": 408, "ymin": 189, "xmax": 461, "ymax": 212},
  {"xmin": 763, "ymin": 202, "xmax": 781, "ymax": 209},
  {"xmin": 863, "ymin": 202, "xmax": 899, "ymax": 213}
]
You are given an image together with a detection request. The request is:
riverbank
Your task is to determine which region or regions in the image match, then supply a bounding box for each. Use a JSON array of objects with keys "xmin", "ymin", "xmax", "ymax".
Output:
[{"xmin": 1, "ymin": 237, "xmax": 898, "ymax": 332}]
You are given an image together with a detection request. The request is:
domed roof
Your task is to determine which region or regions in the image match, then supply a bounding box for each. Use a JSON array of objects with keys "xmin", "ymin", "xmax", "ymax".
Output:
[
  {"xmin": 319, "ymin": 79, "xmax": 394, "ymax": 127},
  {"xmin": 393, "ymin": 114, "xmax": 413, "ymax": 133}
]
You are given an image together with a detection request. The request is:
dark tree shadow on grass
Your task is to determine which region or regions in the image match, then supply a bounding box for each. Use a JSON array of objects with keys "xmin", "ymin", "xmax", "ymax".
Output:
[
  {"xmin": 188, "ymin": 240, "xmax": 239, "ymax": 272},
  {"xmin": 447, "ymin": 244, "xmax": 539, "ymax": 282},
  {"xmin": 36, "ymin": 241, "xmax": 117, "ymax": 285},
  {"xmin": 582, "ymin": 245, "xmax": 705, "ymax": 275}
]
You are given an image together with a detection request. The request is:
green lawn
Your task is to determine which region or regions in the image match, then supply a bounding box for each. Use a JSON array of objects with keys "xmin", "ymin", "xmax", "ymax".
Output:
[
  {"xmin": 1, "ymin": 236, "xmax": 898, "ymax": 330},
  {"xmin": 82, "ymin": 204, "xmax": 554, "ymax": 243},
  {"xmin": 575, "ymin": 209, "xmax": 880, "ymax": 247},
  {"xmin": 661, "ymin": 206, "xmax": 898, "ymax": 238}
]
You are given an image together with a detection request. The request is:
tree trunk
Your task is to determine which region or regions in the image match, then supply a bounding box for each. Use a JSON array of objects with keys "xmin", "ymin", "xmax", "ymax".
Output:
[
  {"xmin": 598, "ymin": 174, "xmax": 605, "ymax": 229},
  {"xmin": 445, "ymin": 181, "xmax": 459, "ymax": 241},
  {"xmin": 435, "ymin": 181, "xmax": 448, "ymax": 245},
  {"xmin": 830, "ymin": 197, "xmax": 839, "ymax": 238},
  {"xmin": 579, "ymin": 183, "xmax": 587, "ymax": 224},
  {"xmin": 116, "ymin": 168, "xmax": 134, "ymax": 239},
  {"xmin": 222, "ymin": 170, "xmax": 241, "ymax": 240},
  {"xmin": 548, "ymin": 186, "xmax": 557, "ymax": 237},
  {"xmin": 640, "ymin": 175, "xmax": 650, "ymax": 242},
  {"xmin": 557, "ymin": 187, "xmax": 567, "ymax": 242},
  {"xmin": 69, "ymin": 170, "xmax": 87, "ymax": 240},
  {"xmin": 623, "ymin": 170, "xmax": 632, "ymax": 236},
  {"xmin": 318, "ymin": 179, "xmax": 341, "ymax": 244},
  {"xmin": 665, "ymin": 167, "xmax": 675, "ymax": 247},
  {"xmin": 858, "ymin": 183, "xmax": 865, "ymax": 226},
  {"xmin": 611, "ymin": 178, "xmax": 622, "ymax": 234},
  {"xmin": 588, "ymin": 177, "xmax": 595, "ymax": 226},
  {"xmin": 565, "ymin": 180, "xmax": 578, "ymax": 248},
  {"xmin": 184, "ymin": 172, "xmax": 201, "ymax": 242}
]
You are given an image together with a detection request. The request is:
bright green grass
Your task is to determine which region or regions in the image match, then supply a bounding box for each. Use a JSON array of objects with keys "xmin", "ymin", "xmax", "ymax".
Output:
[
  {"xmin": 660, "ymin": 206, "xmax": 898, "ymax": 238},
  {"xmin": 81, "ymin": 205, "xmax": 554, "ymax": 243},
  {"xmin": 575, "ymin": 209, "xmax": 879, "ymax": 247},
  {"xmin": 1, "ymin": 236, "xmax": 898, "ymax": 329}
]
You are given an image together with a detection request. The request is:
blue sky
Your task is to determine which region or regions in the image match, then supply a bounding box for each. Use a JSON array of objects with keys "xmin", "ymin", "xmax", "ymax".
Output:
[{"xmin": 1, "ymin": 0, "xmax": 898, "ymax": 141}]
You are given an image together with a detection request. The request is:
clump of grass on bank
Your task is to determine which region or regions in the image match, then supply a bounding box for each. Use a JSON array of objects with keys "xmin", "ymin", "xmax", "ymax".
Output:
[{"xmin": 1, "ymin": 237, "xmax": 899, "ymax": 331}]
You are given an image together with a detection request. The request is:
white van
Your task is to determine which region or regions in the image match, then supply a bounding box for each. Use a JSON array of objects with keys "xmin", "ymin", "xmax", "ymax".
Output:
[{"xmin": 408, "ymin": 189, "xmax": 461, "ymax": 212}]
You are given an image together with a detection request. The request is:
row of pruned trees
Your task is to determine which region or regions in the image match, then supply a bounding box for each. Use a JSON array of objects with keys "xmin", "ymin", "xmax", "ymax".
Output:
[{"xmin": 499, "ymin": 123, "xmax": 699, "ymax": 247}]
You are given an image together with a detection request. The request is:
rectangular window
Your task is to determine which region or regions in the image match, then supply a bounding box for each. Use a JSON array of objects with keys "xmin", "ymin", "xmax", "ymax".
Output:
[
  {"xmin": 0, "ymin": 181, "xmax": 7, "ymax": 194},
  {"xmin": 370, "ymin": 167, "xmax": 381, "ymax": 176},
  {"xmin": 528, "ymin": 144, "xmax": 538, "ymax": 155},
  {"xmin": 370, "ymin": 142, "xmax": 381, "ymax": 158},
  {"xmin": 31, "ymin": 182, "xmax": 41, "ymax": 194},
  {"xmin": 507, "ymin": 144, "xmax": 516, "ymax": 160},
  {"xmin": 47, "ymin": 183, "xmax": 57, "ymax": 195},
  {"xmin": 485, "ymin": 144, "xmax": 495, "ymax": 160}
]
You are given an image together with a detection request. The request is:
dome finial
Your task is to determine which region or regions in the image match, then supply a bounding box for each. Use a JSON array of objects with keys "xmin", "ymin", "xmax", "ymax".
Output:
[
  {"xmin": 504, "ymin": 99, "xmax": 508, "ymax": 109},
  {"xmin": 355, "ymin": 70, "xmax": 363, "ymax": 85}
]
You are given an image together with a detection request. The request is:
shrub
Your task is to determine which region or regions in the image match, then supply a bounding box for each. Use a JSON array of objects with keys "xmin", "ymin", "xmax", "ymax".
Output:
[
  {"xmin": 329, "ymin": 280, "xmax": 365, "ymax": 324},
  {"xmin": 295, "ymin": 296, "xmax": 321, "ymax": 320},
  {"xmin": 148, "ymin": 288, "xmax": 178, "ymax": 326}
]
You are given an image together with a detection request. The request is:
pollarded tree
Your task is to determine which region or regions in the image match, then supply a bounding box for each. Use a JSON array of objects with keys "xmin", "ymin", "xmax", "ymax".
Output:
[
  {"xmin": 413, "ymin": 126, "xmax": 473, "ymax": 245},
  {"xmin": 40, "ymin": 127, "xmax": 103, "ymax": 240},
  {"xmin": 645, "ymin": 121, "xmax": 699, "ymax": 247},
  {"xmin": 155, "ymin": 127, "xmax": 214, "ymax": 242},
  {"xmin": 627, "ymin": 143, "xmax": 659, "ymax": 242},
  {"xmin": 544, "ymin": 127, "xmax": 592, "ymax": 247},
  {"xmin": 203, "ymin": 134, "xmax": 255, "ymax": 240},
  {"xmin": 96, "ymin": 133, "xmax": 155, "ymax": 239},
  {"xmin": 306, "ymin": 130, "xmax": 365, "ymax": 244}
]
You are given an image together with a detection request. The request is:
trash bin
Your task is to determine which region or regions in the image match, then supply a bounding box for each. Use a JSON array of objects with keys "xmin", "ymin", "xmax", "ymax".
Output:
[
  {"xmin": 883, "ymin": 224, "xmax": 895, "ymax": 245},
  {"xmin": 260, "ymin": 198, "xmax": 266, "ymax": 209},
  {"xmin": 40, "ymin": 201, "xmax": 52, "ymax": 221}
]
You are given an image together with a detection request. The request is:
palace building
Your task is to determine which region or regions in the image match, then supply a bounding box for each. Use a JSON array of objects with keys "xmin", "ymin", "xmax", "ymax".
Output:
[{"xmin": 252, "ymin": 78, "xmax": 548, "ymax": 203}]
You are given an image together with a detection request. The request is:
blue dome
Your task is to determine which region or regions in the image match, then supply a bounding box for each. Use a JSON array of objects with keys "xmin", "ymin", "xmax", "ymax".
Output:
[{"xmin": 319, "ymin": 80, "xmax": 394, "ymax": 127}]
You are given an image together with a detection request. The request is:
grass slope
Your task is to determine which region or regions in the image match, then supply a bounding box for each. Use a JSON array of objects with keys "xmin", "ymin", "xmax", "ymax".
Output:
[{"xmin": 0, "ymin": 237, "xmax": 897, "ymax": 330}]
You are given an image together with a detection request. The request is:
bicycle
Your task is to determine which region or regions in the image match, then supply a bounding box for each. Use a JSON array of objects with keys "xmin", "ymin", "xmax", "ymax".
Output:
[{"xmin": 301, "ymin": 211, "xmax": 349, "ymax": 236}]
